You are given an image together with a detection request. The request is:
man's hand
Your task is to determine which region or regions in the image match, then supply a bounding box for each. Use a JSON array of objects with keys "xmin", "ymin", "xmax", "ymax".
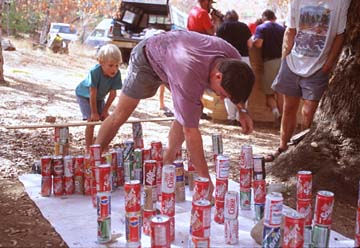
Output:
[
  {"xmin": 90, "ymin": 112, "xmax": 100, "ymax": 122},
  {"xmin": 100, "ymin": 110, "xmax": 109, "ymax": 121},
  {"xmin": 239, "ymin": 112, "xmax": 254, "ymax": 134}
]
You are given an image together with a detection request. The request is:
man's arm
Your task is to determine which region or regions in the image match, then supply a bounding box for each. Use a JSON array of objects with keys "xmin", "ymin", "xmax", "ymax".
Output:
[
  {"xmin": 101, "ymin": 89, "xmax": 116, "ymax": 120},
  {"xmin": 253, "ymin": 38, "xmax": 263, "ymax": 48},
  {"xmin": 89, "ymin": 87, "xmax": 99, "ymax": 121},
  {"xmin": 282, "ymin": 27, "xmax": 296, "ymax": 59},
  {"xmin": 237, "ymin": 103, "xmax": 254, "ymax": 134},
  {"xmin": 322, "ymin": 33, "xmax": 345, "ymax": 73}
]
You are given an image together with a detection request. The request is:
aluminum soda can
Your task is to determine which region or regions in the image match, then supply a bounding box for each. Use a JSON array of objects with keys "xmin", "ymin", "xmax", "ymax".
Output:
[
  {"xmin": 150, "ymin": 140, "xmax": 163, "ymax": 161},
  {"xmin": 95, "ymin": 164, "xmax": 111, "ymax": 193},
  {"xmin": 188, "ymin": 159, "xmax": 196, "ymax": 172},
  {"xmin": 123, "ymin": 140, "xmax": 135, "ymax": 162},
  {"xmin": 97, "ymin": 217, "xmax": 111, "ymax": 244},
  {"xmin": 53, "ymin": 176, "xmax": 63, "ymax": 196},
  {"xmin": 63, "ymin": 176, "xmax": 74, "ymax": 195},
  {"xmin": 141, "ymin": 148, "xmax": 151, "ymax": 161},
  {"xmin": 52, "ymin": 155, "xmax": 64, "ymax": 176},
  {"xmin": 132, "ymin": 122, "xmax": 143, "ymax": 138},
  {"xmin": 117, "ymin": 166, "xmax": 124, "ymax": 187},
  {"xmin": 115, "ymin": 147, "xmax": 124, "ymax": 168},
  {"xmin": 150, "ymin": 215, "xmax": 170, "ymax": 248},
  {"xmin": 225, "ymin": 218, "xmax": 239, "ymax": 245},
  {"xmin": 240, "ymin": 168, "xmax": 252, "ymax": 189},
  {"xmin": 175, "ymin": 181, "xmax": 186, "ymax": 203},
  {"xmin": 143, "ymin": 209, "xmax": 156, "ymax": 236},
  {"xmin": 240, "ymin": 144, "xmax": 253, "ymax": 169},
  {"xmin": 297, "ymin": 171, "xmax": 312, "ymax": 200},
  {"xmin": 97, "ymin": 192, "xmax": 111, "ymax": 218},
  {"xmin": 133, "ymin": 149, "xmax": 142, "ymax": 169},
  {"xmin": 74, "ymin": 155, "xmax": 84, "ymax": 176},
  {"xmin": 264, "ymin": 192, "xmax": 283, "ymax": 227},
  {"xmin": 296, "ymin": 198, "xmax": 312, "ymax": 226},
  {"xmin": 283, "ymin": 209, "xmax": 305, "ymax": 248},
  {"xmin": 253, "ymin": 179, "xmax": 266, "ymax": 204},
  {"xmin": 215, "ymin": 154, "xmax": 230, "ymax": 179},
  {"xmin": 143, "ymin": 160, "xmax": 157, "ymax": 186},
  {"xmin": 214, "ymin": 200, "xmax": 225, "ymax": 224},
  {"xmin": 314, "ymin": 190, "xmax": 334, "ymax": 227},
  {"xmin": 54, "ymin": 127, "xmax": 60, "ymax": 143},
  {"xmin": 262, "ymin": 225, "xmax": 281, "ymax": 248},
  {"xmin": 63, "ymin": 155, "xmax": 74, "ymax": 177},
  {"xmin": 173, "ymin": 160, "xmax": 185, "ymax": 182},
  {"xmin": 41, "ymin": 176, "xmax": 52, "ymax": 197},
  {"xmin": 211, "ymin": 133, "xmax": 223, "ymax": 155},
  {"xmin": 161, "ymin": 192, "xmax": 175, "ymax": 217},
  {"xmin": 161, "ymin": 164, "xmax": 176, "ymax": 194},
  {"xmin": 169, "ymin": 216, "xmax": 175, "ymax": 241},
  {"xmin": 254, "ymin": 203, "xmax": 265, "ymax": 221},
  {"xmin": 40, "ymin": 156, "xmax": 52, "ymax": 177},
  {"xmin": 304, "ymin": 226, "xmax": 312, "ymax": 248},
  {"xmin": 89, "ymin": 144, "xmax": 101, "ymax": 162},
  {"xmin": 83, "ymin": 154, "xmax": 92, "ymax": 177},
  {"xmin": 84, "ymin": 176, "xmax": 91, "ymax": 195},
  {"xmin": 125, "ymin": 180, "xmax": 141, "ymax": 212},
  {"xmin": 215, "ymin": 178, "xmax": 228, "ymax": 201},
  {"xmin": 124, "ymin": 160, "xmax": 132, "ymax": 183},
  {"xmin": 156, "ymin": 161, "xmax": 163, "ymax": 201},
  {"xmin": 143, "ymin": 185, "xmax": 157, "ymax": 211},
  {"xmin": 253, "ymin": 155, "xmax": 265, "ymax": 180},
  {"xmin": 189, "ymin": 236, "xmax": 210, "ymax": 248},
  {"xmin": 311, "ymin": 225, "xmax": 330, "ymax": 248},
  {"xmin": 133, "ymin": 168, "xmax": 142, "ymax": 184},
  {"xmin": 193, "ymin": 177, "xmax": 209, "ymax": 202},
  {"xmin": 188, "ymin": 171, "xmax": 197, "ymax": 191},
  {"xmin": 240, "ymin": 189, "xmax": 252, "ymax": 210},
  {"xmin": 125, "ymin": 212, "xmax": 142, "ymax": 243},
  {"xmin": 74, "ymin": 175, "xmax": 84, "ymax": 194},
  {"xmin": 59, "ymin": 127, "xmax": 69, "ymax": 144},
  {"xmin": 190, "ymin": 199, "xmax": 211, "ymax": 238},
  {"xmin": 224, "ymin": 191, "xmax": 239, "ymax": 219}
]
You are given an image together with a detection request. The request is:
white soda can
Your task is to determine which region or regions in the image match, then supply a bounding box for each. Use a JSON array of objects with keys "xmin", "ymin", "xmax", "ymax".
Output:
[
  {"xmin": 240, "ymin": 144, "xmax": 253, "ymax": 169},
  {"xmin": 161, "ymin": 164, "xmax": 176, "ymax": 194},
  {"xmin": 225, "ymin": 218, "xmax": 239, "ymax": 244},
  {"xmin": 216, "ymin": 155, "xmax": 230, "ymax": 179},
  {"xmin": 224, "ymin": 191, "xmax": 239, "ymax": 219}
]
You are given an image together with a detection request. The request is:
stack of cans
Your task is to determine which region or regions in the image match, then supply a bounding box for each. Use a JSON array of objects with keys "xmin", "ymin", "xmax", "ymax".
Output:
[
  {"xmin": 133, "ymin": 148, "xmax": 143, "ymax": 184},
  {"xmin": 355, "ymin": 180, "xmax": 360, "ymax": 247},
  {"xmin": 150, "ymin": 215, "xmax": 171, "ymax": 248},
  {"xmin": 211, "ymin": 133, "xmax": 223, "ymax": 163},
  {"xmin": 296, "ymin": 170, "xmax": 313, "ymax": 246},
  {"xmin": 124, "ymin": 180, "xmax": 142, "ymax": 246},
  {"xmin": 187, "ymin": 159, "xmax": 197, "ymax": 191},
  {"xmin": 52, "ymin": 155, "xmax": 64, "ymax": 196},
  {"xmin": 96, "ymin": 164, "xmax": 112, "ymax": 244},
  {"xmin": 311, "ymin": 190, "xmax": 334, "ymax": 248},
  {"xmin": 239, "ymin": 145, "xmax": 253, "ymax": 210},
  {"xmin": 282, "ymin": 209, "xmax": 305, "ymax": 248},
  {"xmin": 132, "ymin": 122, "xmax": 144, "ymax": 149},
  {"xmin": 253, "ymin": 179, "xmax": 266, "ymax": 221},
  {"xmin": 89, "ymin": 144, "xmax": 102, "ymax": 207},
  {"xmin": 115, "ymin": 147, "xmax": 124, "ymax": 187},
  {"xmin": 40, "ymin": 156, "xmax": 53, "ymax": 197},
  {"xmin": 63, "ymin": 155, "xmax": 74, "ymax": 195},
  {"xmin": 54, "ymin": 127, "xmax": 70, "ymax": 156},
  {"xmin": 173, "ymin": 160, "xmax": 186, "ymax": 203},
  {"xmin": 73, "ymin": 155, "xmax": 84, "ymax": 194},
  {"xmin": 193, "ymin": 177, "xmax": 210, "ymax": 202},
  {"xmin": 214, "ymin": 154, "xmax": 230, "ymax": 224},
  {"xmin": 253, "ymin": 155, "xmax": 266, "ymax": 180},
  {"xmin": 190, "ymin": 199, "xmax": 212, "ymax": 247},
  {"xmin": 142, "ymin": 159, "xmax": 157, "ymax": 236},
  {"xmin": 160, "ymin": 164, "xmax": 177, "ymax": 242},
  {"xmin": 150, "ymin": 141, "xmax": 163, "ymax": 201},
  {"xmin": 123, "ymin": 140, "xmax": 135, "ymax": 182},
  {"xmin": 224, "ymin": 191, "xmax": 239, "ymax": 244},
  {"xmin": 83, "ymin": 154, "xmax": 92, "ymax": 195},
  {"xmin": 262, "ymin": 192, "xmax": 283, "ymax": 248},
  {"xmin": 102, "ymin": 150, "xmax": 118, "ymax": 192}
]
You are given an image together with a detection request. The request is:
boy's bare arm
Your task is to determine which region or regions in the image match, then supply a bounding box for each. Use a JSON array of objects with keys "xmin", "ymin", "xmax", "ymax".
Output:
[
  {"xmin": 89, "ymin": 87, "xmax": 99, "ymax": 121},
  {"xmin": 103, "ymin": 89, "xmax": 116, "ymax": 112}
]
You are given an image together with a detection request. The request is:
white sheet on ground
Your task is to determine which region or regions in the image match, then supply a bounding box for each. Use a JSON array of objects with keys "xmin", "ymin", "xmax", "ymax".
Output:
[{"xmin": 19, "ymin": 174, "xmax": 353, "ymax": 248}]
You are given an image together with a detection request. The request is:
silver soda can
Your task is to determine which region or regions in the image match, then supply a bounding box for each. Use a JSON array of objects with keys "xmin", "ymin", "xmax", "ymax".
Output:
[
  {"xmin": 240, "ymin": 144, "xmax": 253, "ymax": 169},
  {"xmin": 225, "ymin": 218, "xmax": 239, "ymax": 245},
  {"xmin": 224, "ymin": 191, "xmax": 239, "ymax": 219},
  {"xmin": 253, "ymin": 155, "xmax": 266, "ymax": 180},
  {"xmin": 216, "ymin": 154, "xmax": 230, "ymax": 179},
  {"xmin": 211, "ymin": 133, "xmax": 223, "ymax": 155},
  {"xmin": 97, "ymin": 217, "xmax": 111, "ymax": 244},
  {"xmin": 239, "ymin": 189, "xmax": 252, "ymax": 210},
  {"xmin": 264, "ymin": 192, "xmax": 283, "ymax": 227},
  {"xmin": 161, "ymin": 164, "xmax": 176, "ymax": 194},
  {"xmin": 311, "ymin": 225, "xmax": 330, "ymax": 248}
]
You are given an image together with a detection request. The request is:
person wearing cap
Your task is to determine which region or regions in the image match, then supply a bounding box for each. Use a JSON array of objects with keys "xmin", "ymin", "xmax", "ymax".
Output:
[
  {"xmin": 187, "ymin": 0, "xmax": 218, "ymax": 35},
  {"xmin": 94, "ymin": 30, "xmax": 255, "ymax": 199}
]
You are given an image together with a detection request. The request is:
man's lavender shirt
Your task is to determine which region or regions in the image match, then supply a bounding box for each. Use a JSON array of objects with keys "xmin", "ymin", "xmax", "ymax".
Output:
[{"xmin": 145, "ymin": 30, "xmax": 241, "ymax": 128}]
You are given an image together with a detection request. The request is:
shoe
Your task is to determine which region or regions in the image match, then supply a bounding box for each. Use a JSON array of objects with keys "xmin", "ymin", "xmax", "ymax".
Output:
[
  {"xmin": 225, "ymin": 119, "xmax": 240, "ymax": 126},
  {"xmin": 264, "ymin": 147, "xmax": 287, "ymax": 162},
  {"xmin": 200, "ymin": 112, "xmax": 212, "ymax": 120},
  {"xmin": 159, "ymin": 106, "xmax": 174, "ymax": 117}
]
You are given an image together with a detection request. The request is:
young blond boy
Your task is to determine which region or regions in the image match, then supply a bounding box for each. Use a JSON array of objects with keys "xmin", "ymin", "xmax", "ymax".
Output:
[{"xmin": 75, "ymin": 44, "xmax": 122, "ymax": 151}]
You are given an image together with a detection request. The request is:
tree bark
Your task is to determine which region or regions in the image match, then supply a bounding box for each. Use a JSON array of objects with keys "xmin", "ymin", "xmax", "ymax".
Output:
[
  {"xmin": 270, "ymin": 0, "xmax": 360, "ymax": 202},
  {"xmin": 0, "ymin": 0, "xmax": 6, "ymax": 85}
]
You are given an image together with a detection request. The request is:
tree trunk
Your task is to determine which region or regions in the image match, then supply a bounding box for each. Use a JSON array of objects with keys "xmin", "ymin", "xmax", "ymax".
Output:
[
  {"xmin": 270, "ymin": 0, "xmax": 360, "ymax": 201},
  {"xmin": 0, "ymin": 0, "xmax": 6, "ymax": 85}
]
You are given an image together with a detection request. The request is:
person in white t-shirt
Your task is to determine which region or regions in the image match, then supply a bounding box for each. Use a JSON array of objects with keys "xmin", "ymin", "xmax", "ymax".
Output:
[{"xmin": 266, "ymin": 0, "xmax": 351, "ymax": 162}]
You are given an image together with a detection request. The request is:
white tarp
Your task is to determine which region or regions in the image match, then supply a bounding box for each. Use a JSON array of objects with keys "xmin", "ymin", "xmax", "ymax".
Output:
[{"xmin": 19, "ymin": 174, "xmax": 354, "ymax": 248}]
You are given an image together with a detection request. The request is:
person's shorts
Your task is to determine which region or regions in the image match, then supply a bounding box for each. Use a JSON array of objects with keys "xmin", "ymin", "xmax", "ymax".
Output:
[
  {"xmin": 76, "ymin": 95, "xmax": 105, "ymax": 120},
  {"xmin": 272, "ymin": 59, "xmax": 330, "ymax": 101},
  {"xmin": 122, "ymin": 39, "xmax": 163, "ymax": 99},
  {"xmin": 262, "ymin": 58, "xmax": 281, "ymax": 95}
]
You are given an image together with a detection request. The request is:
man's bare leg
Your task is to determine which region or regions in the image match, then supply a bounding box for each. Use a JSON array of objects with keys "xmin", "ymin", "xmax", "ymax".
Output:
[
  {"xmin": 163, "ymin": 120, "xmax": 185, "ymax": 165},
  {"xmin": 95, "ymin": 92, "xmax": 140, "ymax": 151},
  {"xmin": 280, "ymin": 95, "xmax": 301, "ymax": 149},
  {"xmin": 85, "ymin": 124, "xmax": 94, "ymax": 152},
  {"xmin": 301, "ymin": 99, "xmax": 319, "ymax": 130},
  {"xmin": 159, "ymin": 84, "xmax": 165, "ymax": 110}
]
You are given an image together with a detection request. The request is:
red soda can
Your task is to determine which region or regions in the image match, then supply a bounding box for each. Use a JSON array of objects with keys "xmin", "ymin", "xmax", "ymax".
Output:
[
  {"xmin": 63, "ymin": 155, "xmax": 74, "ymax": 177},
  {"xmin": 156, "ymin": 161, "xmax": 163, "ymax": 200},
  {"xmin": 240, "ymin": 144, "xmax": 253, "ymax": 169},
  {"xmin": 160, "ymin": 192, "xmax": 175, "ymax": 217},
  {"xmin": 142, "ymin": 148, "xmax": 151, "ymax": 161},
  {"xmin": 64, "ymin": 176, "xmax": 74, "ymax": 195},
  {"xmin": 161, "ymin": 164, "xmax": 176, "ymax": 194},
  {"xmin": 283, "ymin": 210, "xmax": 305, "ymax": 248},
  {"xmin": 97, "ymin": 192, "xmax": 111, "ymax": 218},
  {"xmin": 41, "ymin": 176, "xmax": 52, "ymax": 196},
  {"xmin": 83, "ymin": 154, "xmax": 92, "ymax": 177},
  {"xmin": 143, "ymin": 209, "xmax": 157, "ymax": 236},
  {"xmin": 83, "ymin": 176, "xmax": 91, "ymax": 195},
  {"xmin": 95, "ymin": 164, "xmax": 111, "ymax": 193},
  {"xmin": 90, "ymin": 144, "xmax": 101, "ymax": 162},
  {"xmin": 296, "ymin": 198, "xmax": 312, "ymax": 226},
  {"xmin": 150, "ymin": 215, "xmax": 171, "ymax": 248},
  {"xmin": 40, "ymin": 156, "xmax": 52, "ymax": 176},
  {"xmin": 74, "ymin": 175, "xmax": 84, "ymax": 194},
  {"xmin": 253, "ymin": 179, "xmax": 266, "ymax": 204},
  {"xmin": 125, "ymin": 212, "xmax": 142, "ymax": 243},
  {"xmin": 53, "ymin": 176, "xmax": 64, "ymax": 196},
  {"xmin": 264, "ymin": 192, "xmax": 283, "ymax": 227},
  {"xmin": 225, "ymin": 218, "xmax": 239, "ymax": 245},
  {"xmin": 169, "ymin": 216, "xmax": 175, "ymax": 241},
  {"xmin": 214, "ymin": 200, "xmax": 225, "ymax": 224},
  {"xmin": 216, "ymin": 155, "xmax": 230, "ymax": 179},
  {"xmin": 144, "ymin": 160, "xmax": 157, "ymax": 186},
  {"xmin": 314, "ymin": 190, "xmax": 334, "ymax": 227},
  {"xmin": 52, "ymin": 156, "xmax": 64, "ymax": 176},
  {"xmin": 191, "ymin": 199, "xmax": 212, "ymax": 238},
  {"xmin": 188, "ymin": 159, "xmax": 196, "ymax": 172},
  {"xmin": 240, "ymin": 168, "xmax": 252, "ymax": 189},
  {"xmin": 54, "ymin": 127, "xmax": 60, "ymax": 143},
  {"xmin": 224, "ymin": 191, "xmax": 239, "ymax": 219},
  {"xmin": 124, "ymin": 180, "xmax": 141, "ymax": 212},
  {"xmin": 150, "ymin": 141, "xmax": 163, "ymax": 161},
  {"xmin": 190, "ymin": 236, "xmax": 210, "ymax": 248},
  {"xmin": 297, "ymin": 171, "xmax": 312, "ymax": 200},
  {"xmin": 74, "ymin": 155, "xmax": 84, "ymax": 176},
  {"xmin": 116, "ymin": 167, "xmax": 124, "ymax": 187},
  {"xmin": 215, "ymin": 178, "xmax": 228, "ymax": 201},
  {"xmin": 193, "ymin": 177, "xmax": 209, "ymax": 202}
]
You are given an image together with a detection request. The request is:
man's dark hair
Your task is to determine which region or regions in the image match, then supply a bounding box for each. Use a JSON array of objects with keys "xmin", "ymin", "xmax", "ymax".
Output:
[
  {"xmin": 218, "ymin": 59, "xmax": 255, "ymax": 104},
  {"xmin": 262, "ymin": 9, "xmax": 276, "ymax": 21}
]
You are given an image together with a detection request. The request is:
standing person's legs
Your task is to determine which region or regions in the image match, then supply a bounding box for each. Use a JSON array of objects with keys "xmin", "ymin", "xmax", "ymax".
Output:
[
  {"xmin": 280, "ymin": 95, "xmax": 301, "ymax": 150},
  {"xmin": 163, "ymin": 120, "xmax": 185, "ymax": 165},
  {"xmin": 159, "ymin": 84, "xmax": 165, "ymax": 110},
  {"xmin": 301, "ymin": 100, "xmax": 319, "ymax": 130},
  {"xmin": 263, "ymin": 59, "xmax": 282, "ymax": 121}
]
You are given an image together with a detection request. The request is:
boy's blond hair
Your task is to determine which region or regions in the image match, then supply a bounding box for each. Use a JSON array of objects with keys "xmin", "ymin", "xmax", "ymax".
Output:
[{"xmin": 97, "ymin": 44, "xmax": 122, "ymax": 64}]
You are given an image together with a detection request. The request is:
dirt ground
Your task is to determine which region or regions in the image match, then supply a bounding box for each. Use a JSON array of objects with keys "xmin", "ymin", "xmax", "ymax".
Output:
[{"xmin": 0, "ymin": 39, "xmax": 356, "ymax": 247}]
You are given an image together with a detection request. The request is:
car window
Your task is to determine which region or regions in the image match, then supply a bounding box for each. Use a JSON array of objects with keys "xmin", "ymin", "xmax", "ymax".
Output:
[{"xmin": 91, "ymin": 29, "xmax": 105, "ymax": 37}]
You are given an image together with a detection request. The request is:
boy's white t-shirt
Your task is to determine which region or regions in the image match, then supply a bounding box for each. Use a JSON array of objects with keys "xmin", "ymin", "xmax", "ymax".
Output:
[{"xmin": 286, "ymin": 0, "xmax": 350, "ymax": 77}]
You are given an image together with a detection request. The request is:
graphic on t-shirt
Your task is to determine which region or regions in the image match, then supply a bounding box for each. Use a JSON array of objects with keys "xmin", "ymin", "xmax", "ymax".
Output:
[{"xmin": 294, "ymin": 5, "xmax": 330, "ymax": 57}]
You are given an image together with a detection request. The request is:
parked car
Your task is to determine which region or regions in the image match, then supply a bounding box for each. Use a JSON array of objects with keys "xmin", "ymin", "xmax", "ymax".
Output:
[
  {"xmin": 1, "ymin": 38, "xmax": 16, "ymax": 51},
  {"xmin": 47, "ymin": 23, "xmax": 78, "ymax": 44},
  {"xmin": 84, "ymin": 18, "xmax": 113, "ymax": 48}
]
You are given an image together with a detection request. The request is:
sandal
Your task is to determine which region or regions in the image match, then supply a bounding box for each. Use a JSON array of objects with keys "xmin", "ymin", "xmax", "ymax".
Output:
[
  {"xmin": 159, "ymin": 106, "xmax": 174, "ymax": 117},
  {"xmin": 265, "ymin": 147, "xmax": 287, "ymax": 162}
]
